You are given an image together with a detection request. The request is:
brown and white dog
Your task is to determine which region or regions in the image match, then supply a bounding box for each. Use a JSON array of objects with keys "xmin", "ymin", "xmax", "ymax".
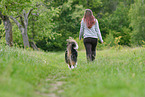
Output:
[{"xmin": 65, "ymin": 39, "xmax": 78, "ymax": 69}]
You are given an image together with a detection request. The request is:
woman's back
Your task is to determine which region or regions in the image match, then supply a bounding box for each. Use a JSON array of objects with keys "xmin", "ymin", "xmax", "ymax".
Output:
[{"xmin": 79, "ymin": 19, "xmax": 103, "ymax": 43}]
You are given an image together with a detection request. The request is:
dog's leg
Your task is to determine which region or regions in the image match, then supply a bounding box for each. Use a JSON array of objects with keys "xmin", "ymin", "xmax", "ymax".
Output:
[
  {"xmin": 68, "ymin": 64, "xmax": 71, "ymax": 69},
  {"xmin": 71, "ymin": 61, "xmax": 76, "ymax": 69},
  {"xmin": 75, "ymin": 62, "xmax": 77, "ymax": 68},
  {"xmin": 69, "ymin": 55, "xmax": 75, "ymax": 69}
]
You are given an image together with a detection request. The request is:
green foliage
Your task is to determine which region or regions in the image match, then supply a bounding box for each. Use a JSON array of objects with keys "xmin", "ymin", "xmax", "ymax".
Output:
[
  {"xmin": 100, "ymin": 2, "xmax": 131, "ymax": 46},
  {"xmin": 109, "ymin": 2, "xmax": 130, "ymax": 31},
  {"xmin": 101, "ymin": 0, "xmax": 118, "ymax": 14},
  {"xmin": 142, "ymin": 40, "xmax": 145, "ymax": 48},
  {"xmin": 0, "ymin": 0, "xmax": 44, "ymax": 15},
  {"xmin": 0, "ymin": 0, "xmax": 144, "ymax": 51},
  {"xmin": 27, "ymin": 5, "xmax": 61, "ymax": 51},
  {"xmin": 75, "ymin": 37, "xmax": 85, "ymax": 51},
  {"xmin": 37, "ymin": 0, "xmax": 86, "ymax": 51},
  {"xmin": 77, "ymin": 0, "xmax": 103, "ymax": 15},
  {"xmin": 119, "ymin": 27, "xmax": 131, "ymax": 46},
  {"xmin": 104, "ymin": 31, "xmax": 115, "ymax": 47},
  {"xmin": 129, "ymin": 0, "xmax": 145, "ymax": 45},
  {"xmin": 12, "ymin": 24, "xmax": 23, "ymax": 47},
  {"xmin": 1, "ymin": 0, "xmax": 30, "ymax": 15},
  {"xmin": 0, "ymin": 23, "xmax": 6, "ymax": 45}
]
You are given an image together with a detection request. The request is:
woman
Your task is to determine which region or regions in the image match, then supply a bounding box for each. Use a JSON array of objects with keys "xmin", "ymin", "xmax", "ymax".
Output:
[{"xmin": 79, "ymin": 9, "xmax": 103, "ymax": 61}]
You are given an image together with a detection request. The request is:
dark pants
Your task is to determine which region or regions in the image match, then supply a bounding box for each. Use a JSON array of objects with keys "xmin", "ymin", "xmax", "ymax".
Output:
[{"xmin": 83, "ymin": 37, "xmax": 98, "ymax": 61}]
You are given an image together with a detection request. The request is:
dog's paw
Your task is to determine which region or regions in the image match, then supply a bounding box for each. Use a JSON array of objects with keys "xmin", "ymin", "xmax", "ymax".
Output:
[
  {"xmin": 75, "ymin": 63, "xmax": 77, "ymax": 68},
  {"xmin": 68, "ymin": 64, "xmax": 71, "ymax": 69},
  {"xmin": 71, "ymin": 65, "xmax": 74, "ymax": 69}
]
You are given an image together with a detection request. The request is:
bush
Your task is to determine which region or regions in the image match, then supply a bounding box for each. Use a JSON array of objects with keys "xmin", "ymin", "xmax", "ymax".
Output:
[
  {"xmin": 129, "ymin": 0, "xmax": 145, "ymax": 46},
  {"xmin": 75, "ymin": 37, "xmax": 85, "ymax": 51},
  {"xmin": 104, "ymin": 31, "xmax": 115, "ymax": 47}
]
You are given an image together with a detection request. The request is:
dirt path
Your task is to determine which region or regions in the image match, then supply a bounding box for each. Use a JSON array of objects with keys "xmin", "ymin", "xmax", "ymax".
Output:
[{"xmin": 36, "ymin": 77, "xmax": 65, "ymax": 97}]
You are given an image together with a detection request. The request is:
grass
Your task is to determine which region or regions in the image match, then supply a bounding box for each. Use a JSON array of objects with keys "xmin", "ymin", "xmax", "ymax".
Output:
[{"xmin": 0, "ymin": 45, "xmax": 145, "ymax": 97}]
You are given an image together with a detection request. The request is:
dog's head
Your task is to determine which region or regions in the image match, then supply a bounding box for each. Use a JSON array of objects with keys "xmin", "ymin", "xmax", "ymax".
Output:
[{"xmin": 66, "ymin": 39, "xmax": 78, "ymax": 50}]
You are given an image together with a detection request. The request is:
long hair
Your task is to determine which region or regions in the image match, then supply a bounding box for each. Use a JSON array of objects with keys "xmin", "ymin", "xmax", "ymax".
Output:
[{"xmin": 83, "ymin": 9, "xmax": 96, "ymax": 29}]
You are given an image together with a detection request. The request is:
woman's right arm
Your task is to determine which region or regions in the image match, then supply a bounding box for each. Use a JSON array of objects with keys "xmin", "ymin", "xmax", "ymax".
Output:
[
  {"xmin": 79, "ymin": 19, "xmax": 84, "ymax": 40},
  {"xmin": 95, "ymin": 19, "xmax": 103, "ymax": 43}
]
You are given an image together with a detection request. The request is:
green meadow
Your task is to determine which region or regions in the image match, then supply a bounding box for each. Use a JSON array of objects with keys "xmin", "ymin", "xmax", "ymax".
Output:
[{"xmin": 0, "ymin": 45, "xmax": 145, "ymax": 97}]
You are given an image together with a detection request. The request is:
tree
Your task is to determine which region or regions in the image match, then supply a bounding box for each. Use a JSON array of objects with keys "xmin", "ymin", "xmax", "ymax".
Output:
[
  {"xmin": 9, "ymin": 9, "xmax": 33, "ymax": 48},
  {"xmin": 0, "ymin": 0, "xmax": 44, "ymax": 48},
  {"xmin": 129, "ymin": 0, "xmax": 145, "ymax": 45},
  {"xmin": 37, "ymin": 0, "xmax": 86, "ymax": 51},
  {"xmin": 28, "ymin": 3, "xmax": 61, "ymax": 51},
  {"xmin": 0, "ymin": 11, "xmax": 13, "ymax": 46}
]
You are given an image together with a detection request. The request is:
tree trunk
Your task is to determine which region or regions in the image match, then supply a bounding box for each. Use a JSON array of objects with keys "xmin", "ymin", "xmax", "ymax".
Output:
[
  {"xmin": 22, "ymin": 27, "xmax": 30, "ymax": 48},
  {"xmin": 9, "ymin": 9, "xmax": 33, "ymax": 48},
  {"xmin": 30, "ymin": 41, "xmax": 38, "ymax": 50},
  {"xmin": 0, "ymin": 12, "xmax": 13, "ymax": 47},
  {"xmin": 10, "ymin": 16, "xmax": 30, "ymax": 48},
  {"xmin": 87, "ymin": 0, "xmax": 89, "ymax": 7},
  {"xmin": 29, "ymin": 15, "xmax": 38, "ymax": 50}
]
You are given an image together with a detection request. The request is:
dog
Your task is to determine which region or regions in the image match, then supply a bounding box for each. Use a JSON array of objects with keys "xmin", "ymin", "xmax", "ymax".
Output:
[{"xmin": 65, "ymin": 39, "xmax": 78, "ymax": 69}]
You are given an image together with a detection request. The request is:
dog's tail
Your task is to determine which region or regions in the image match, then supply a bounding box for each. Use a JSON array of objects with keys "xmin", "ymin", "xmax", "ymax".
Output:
[
  {"xmin": 67, "ymin": 43, "xmax": 72, "ymax": 60},
  {"xmin": 66, "ymin": 39, "xmax": 78, "ymax": 50}
]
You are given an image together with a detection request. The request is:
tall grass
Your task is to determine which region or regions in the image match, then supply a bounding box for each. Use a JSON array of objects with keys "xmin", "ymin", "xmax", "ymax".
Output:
[
  {"xmin": 0, "ymin": 45, "xmax": 58, "ymax": 97},
  {"xmin": 0, "ymin": 45, "xmax": 145, "ymax": 97},
  {"xmin": 62, "ymin": 47, "xmax": 145, "ymax": 97}
]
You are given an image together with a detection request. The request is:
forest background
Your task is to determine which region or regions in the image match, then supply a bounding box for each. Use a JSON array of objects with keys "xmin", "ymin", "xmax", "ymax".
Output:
[{"xmin": 0, "ymin": 0, "xmax": 145, "ymax": 51}]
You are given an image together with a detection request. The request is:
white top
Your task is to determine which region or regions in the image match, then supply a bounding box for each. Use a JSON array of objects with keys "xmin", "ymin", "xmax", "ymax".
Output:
[{"xmin": 79, "ymin": 19, "xmax": 103, "ymax": 43}]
